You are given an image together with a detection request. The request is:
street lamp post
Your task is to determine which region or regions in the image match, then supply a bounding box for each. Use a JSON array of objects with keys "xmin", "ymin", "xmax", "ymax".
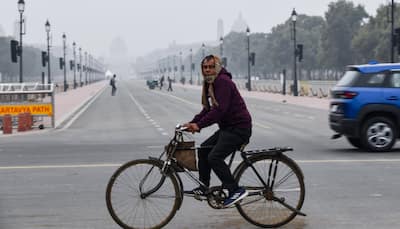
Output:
[
  {"xmin": 73, "ymin": 42, "xmax": 77, "ymax": 89},
  {"xmin": 79, "ymin": 47, "xmax": 82, "ymax": 86},
  {"xmin": 84, "ymin": 51, "xmax": 88, "ymax": 85},
  {"xmin": 190, "ymin": 48, "xmax": 193, "ymax": 85},
  {"xmin": 246, "ymin": 26, "xmax": 251, "ymax": 91},
  {"xmin": 173, "ymin": 55, "xmax": 176, "ymax": 81},
  {"xmin": 62, "ymin": 33, "xmax": 67, "ymax": 91},
  {"xmin": 179, "ymin": 51, "xmax": 183, "ymax": 83},
  {"xmin": 88, "ymin": 54, "xmax": 92, "ymax": 83},
  {"xmin": 390, "ymin": 0, "xmax": 395, "ymax": 63},
  {"xmin": 18, "ymin": 0, "xmax": 25, "ymax": 83},
  {"xmin": 45, "ymin": 20, "xmax": 51, "ymax": 85},
  {"xmin": 219, "ymin": 36, "xmax": 224, "ymax": 57},
  {"xmin": 201, "ymin": 43, "xmax": 205, "ymax": 58},
  {"xmin": 291, "ymin": 8, "xmax": 298, "ymax": 96}
]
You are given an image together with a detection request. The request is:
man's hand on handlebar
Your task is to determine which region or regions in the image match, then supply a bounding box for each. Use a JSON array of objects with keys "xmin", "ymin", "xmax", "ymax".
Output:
[{"xmin": 182, "ymin": 123, "xmax": 200, "ymax": 133}]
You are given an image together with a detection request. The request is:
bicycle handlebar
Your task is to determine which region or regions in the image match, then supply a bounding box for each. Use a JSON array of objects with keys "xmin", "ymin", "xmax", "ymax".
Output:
[{"xmin": 175, "ymin": 124, "xmax": 188, "ymax": 132}]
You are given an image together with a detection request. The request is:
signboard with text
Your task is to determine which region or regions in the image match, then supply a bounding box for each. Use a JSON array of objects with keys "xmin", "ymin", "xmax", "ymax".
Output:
[{"xmin": 0, "ymin": 104, "xmax": 53, "ymax": 116}]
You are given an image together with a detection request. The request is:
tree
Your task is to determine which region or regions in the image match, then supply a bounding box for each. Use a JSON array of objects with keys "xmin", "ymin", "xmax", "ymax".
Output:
[
  {"xmin": 319, "ymin": 0, "xmax": 368, "ymax": 70},
  {"xmin": 352, "ymin": 4, "xmax": 400, "ymax": 63}
]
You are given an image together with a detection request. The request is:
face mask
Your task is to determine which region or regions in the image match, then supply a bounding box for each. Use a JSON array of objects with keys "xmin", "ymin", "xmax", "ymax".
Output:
[{"xmin": 204, "ymin": 74, "xmax": 217, "ymax": 83}]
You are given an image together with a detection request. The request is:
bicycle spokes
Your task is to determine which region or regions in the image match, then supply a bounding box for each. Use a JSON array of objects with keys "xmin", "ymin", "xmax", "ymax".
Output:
[
  {"xmin": 106, "ymin": 159, "xmax": 180, "ymax": 229},
  {"xmin": 235, "ymin": 155, "xmax": 305, "ymax": 228}
]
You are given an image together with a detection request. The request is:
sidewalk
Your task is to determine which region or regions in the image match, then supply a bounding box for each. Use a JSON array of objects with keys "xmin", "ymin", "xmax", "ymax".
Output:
[
  {"xmin": 175, "ymin": 82, "xmax": 330, "ymax": 111},
  {"xmin": 53, "ymin": 81, "xmax": 107, "ymax": 128}
]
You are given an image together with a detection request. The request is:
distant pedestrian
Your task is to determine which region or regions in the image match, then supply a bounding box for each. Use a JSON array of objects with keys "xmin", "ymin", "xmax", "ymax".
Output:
[
  {"xmin": 110, "ymin": 74, "xmax": 117, "ymax": 96},
  {"xmin": 160, "ymin": 75, "xmax": 165, "ymax": 90},
  {"xmin": 167, "ymin": 76, "xmax": 173, "ymax": 91}
]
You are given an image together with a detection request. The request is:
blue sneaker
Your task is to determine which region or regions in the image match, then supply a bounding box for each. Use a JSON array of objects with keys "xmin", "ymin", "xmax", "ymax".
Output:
[{"xmin": 223, "ymin": 187, "xmax": 248, "ymax": 207}]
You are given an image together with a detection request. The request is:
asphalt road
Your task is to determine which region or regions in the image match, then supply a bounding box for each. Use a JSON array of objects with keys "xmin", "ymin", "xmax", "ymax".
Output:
[{"xmin": 0, "ymin": 80, "xmax": 400, "ymax": 229}]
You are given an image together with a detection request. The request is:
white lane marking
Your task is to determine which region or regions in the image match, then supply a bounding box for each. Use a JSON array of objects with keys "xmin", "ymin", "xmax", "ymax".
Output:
[
  {"xmin": 2, "ymin": 158, "xmax": 400, "ymax": 170},
  {"xmin": 232, "ymin": 158, "xmax": 400, "ymax": 164},
  {"xmin": 0, "ymin": 164, "xmax": 121, "ymax": 170},
  {"xmin": 152, "ymin": 90, "xmax": 198, "ymax": 107},
  {"xmin": 297, "ymin": 159, "xmax": 400, "ymax": 163},
  {"xmin": 127, "ymin": 90, "xmax": 166, "ymax": 136},
  {"xmin": 253, "ymin": 121, "xmax": 271, "ymax": 129},
  {"xmin": 147, "ymin": 145, "xmax": 164, "ymax": 149}
]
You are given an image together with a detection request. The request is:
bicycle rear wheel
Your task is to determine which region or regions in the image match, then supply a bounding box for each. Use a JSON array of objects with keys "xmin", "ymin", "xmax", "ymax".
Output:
[
  {"xmin": 234, "ymin": 154, "xmax": 305, "ymax": 228},
  {"xmin": 106, "ymin": 159, "xmax": 181, "ymax": 229}
]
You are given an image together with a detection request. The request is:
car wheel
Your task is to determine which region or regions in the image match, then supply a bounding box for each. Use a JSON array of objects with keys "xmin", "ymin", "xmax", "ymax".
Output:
[
  {"xmin": 361, "ymin": 117, "xmax": 397, "ymax": 152},
  {"xmin": 346, "ymin": 137, "xmax": 363, "ymax": 149}
]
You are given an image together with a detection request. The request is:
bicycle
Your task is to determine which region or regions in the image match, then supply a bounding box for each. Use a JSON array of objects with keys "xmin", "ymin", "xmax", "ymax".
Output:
[{"xmin": 106, "ymin": 125, "xmax": 306, "ymax": 229}]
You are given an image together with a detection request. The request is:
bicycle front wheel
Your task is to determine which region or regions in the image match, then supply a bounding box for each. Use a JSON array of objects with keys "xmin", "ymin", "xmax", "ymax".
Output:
[
  {"xmin": 106, "ymin": 159, "xmax": 181, "ymax": 229},
  {"xmin": 234, "ymin": 154, "xmax": 305, "ymax": 228}
]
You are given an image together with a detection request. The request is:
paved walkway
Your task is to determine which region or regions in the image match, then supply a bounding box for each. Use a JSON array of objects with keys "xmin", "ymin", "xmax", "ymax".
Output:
[{"xmin": 53, "ymin": 81, "xmax": 107, "ymax": 128}]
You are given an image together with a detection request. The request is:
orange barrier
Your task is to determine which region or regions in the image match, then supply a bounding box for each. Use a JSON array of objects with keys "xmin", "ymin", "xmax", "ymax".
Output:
[
  {"xmin": 25, "ymin": 112, "xmax": 32, "ymax": 130},
  {"xmin": 17, "ymin": 113, "xmax": 26, "ymax": 132},
  {"xmin": 2, "ymin": 114, "xmax": 12, "ymax": 134}
]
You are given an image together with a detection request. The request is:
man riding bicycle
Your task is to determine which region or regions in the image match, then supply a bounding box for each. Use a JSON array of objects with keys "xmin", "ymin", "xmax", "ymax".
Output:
[{"xmin": 183, "ymin": 55, "xmax": 252, "ymax": 207}]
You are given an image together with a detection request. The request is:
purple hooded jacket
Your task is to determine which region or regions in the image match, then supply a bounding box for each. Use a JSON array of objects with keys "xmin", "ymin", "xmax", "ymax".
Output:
[{"xmin": 190, "ymin": 68, "xmax": 252, "ymax": 130}]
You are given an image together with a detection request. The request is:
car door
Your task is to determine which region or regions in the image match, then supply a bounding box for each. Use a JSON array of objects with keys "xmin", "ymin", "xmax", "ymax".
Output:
[{"xmin": 383, "ymin": 72, "xmax": 400, "ymax": 108}]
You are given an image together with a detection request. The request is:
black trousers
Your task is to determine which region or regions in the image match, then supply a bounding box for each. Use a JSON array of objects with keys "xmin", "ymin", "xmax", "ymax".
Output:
[{"xmin": 198, "ymin": 127, "xmax": 251, "ymax": 192}]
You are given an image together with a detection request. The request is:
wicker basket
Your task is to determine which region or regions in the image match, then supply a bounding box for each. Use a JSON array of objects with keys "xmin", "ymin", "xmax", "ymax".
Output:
[{"xmin": 174, "ymin": 141, "xmax": 198, "ymax": 171}]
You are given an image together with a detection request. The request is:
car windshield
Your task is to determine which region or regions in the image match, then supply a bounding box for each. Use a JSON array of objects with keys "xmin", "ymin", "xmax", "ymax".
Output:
[{"xmin": 336, "ymin": 71, "xmax": 359, "ymax": 86}]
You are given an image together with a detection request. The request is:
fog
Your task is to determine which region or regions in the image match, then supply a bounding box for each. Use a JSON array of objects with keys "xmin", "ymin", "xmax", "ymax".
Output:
[{"xmin": 0, "ymin": 0, "xmax": 384, "ymax": 59}]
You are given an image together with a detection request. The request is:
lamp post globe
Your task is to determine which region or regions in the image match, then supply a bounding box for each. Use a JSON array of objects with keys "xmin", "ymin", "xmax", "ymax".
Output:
[
  {"xmin": 18, "ymin": 0, "xmax": 25, "ymax": 13},
  {"xmin": 291, "ymin": 8, "xmax": 297, "ymax": 22},
  {"xmin": 45, "ymin": 20, "xmax": 50, "ymax": 32}
]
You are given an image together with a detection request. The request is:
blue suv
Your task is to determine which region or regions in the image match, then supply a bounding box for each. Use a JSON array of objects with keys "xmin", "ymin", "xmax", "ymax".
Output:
[{"xmin": 330, "ymin": 62, "xmax": 400, "ymax": 152}]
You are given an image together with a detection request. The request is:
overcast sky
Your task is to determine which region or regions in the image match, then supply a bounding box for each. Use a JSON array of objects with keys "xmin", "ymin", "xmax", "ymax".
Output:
[{"xmin": 0, "ymin": 0, "xmax": 385, "ymax": 59}]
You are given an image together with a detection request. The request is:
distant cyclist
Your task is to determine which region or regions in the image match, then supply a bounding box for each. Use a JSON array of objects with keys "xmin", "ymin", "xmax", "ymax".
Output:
[{"xmin": 183, "ymin": 55, "xmax": 252, "ymax": 207}]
